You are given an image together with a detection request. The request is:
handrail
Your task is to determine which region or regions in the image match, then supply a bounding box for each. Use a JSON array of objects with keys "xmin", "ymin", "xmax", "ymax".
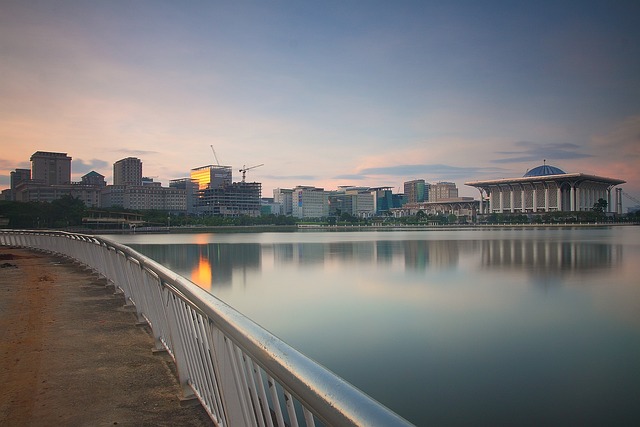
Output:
[{"xmin": 0, "ymin": 230, "xmax": 413, "ymax": 427}]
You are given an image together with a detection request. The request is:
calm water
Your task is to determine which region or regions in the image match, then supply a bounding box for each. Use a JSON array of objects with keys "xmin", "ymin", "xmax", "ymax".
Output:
[{"xmin": 104, "ymin": 227, "xmax": 640, "ymax": 426}]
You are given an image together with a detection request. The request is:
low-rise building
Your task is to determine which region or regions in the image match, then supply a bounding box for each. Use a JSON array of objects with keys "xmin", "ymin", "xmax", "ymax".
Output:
[
  {"xmin": 101, "ymin": 184, "xmax": 187, "ymax": 213},
  {"xmin": 329, "ymin": 187, "xmax": 375, "ymax": 218},
  {"xmin": 465, "ymin": 163, "xmax": 626, "ymax": 214}
]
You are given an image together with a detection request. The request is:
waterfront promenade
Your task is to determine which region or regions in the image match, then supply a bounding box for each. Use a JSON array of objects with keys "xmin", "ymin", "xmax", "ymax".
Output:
[{"xmin": 0, "ymin": 247, "xmax": 212, "ymax": 426}]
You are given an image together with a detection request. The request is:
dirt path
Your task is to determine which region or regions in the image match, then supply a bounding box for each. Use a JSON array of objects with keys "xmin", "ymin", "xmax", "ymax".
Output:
[{"xmin": 0, "ymin": 247, "xmax": 212, "ymax": 426}]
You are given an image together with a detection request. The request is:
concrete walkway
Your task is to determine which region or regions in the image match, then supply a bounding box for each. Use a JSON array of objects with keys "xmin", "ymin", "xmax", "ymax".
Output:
[{"xmin": 0, "ymin": 247, "xmax": 212, "ymax": 426}]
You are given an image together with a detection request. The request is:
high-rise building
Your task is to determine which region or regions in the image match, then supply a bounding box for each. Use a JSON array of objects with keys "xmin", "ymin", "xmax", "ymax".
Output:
[
  {"xmin": 113, "ymin": 157, "xmax": 142, "ymax": 186},
  {"xmin": 30, "ymin": 151, "xmax": 71, "ymax": 185},
  {"xmin": 429, "ymin": 182, "xmax": 458, "ymax": 202},
  {"xmin": 404, "ymin": 179, "xmax": 427, "ymax": 204},
  {"xmin": 273, "ymin": 188, "xmax": 293, "ymax": 216},
  {"xmin": 369, "ymin": 187, "xmax": 394, "ymax": 215},
  {"xmin": 9, "ymin": 168, "xmax": 31, "ymax": 201},
  {"xmin": 170, "ymin": 178, "xmax": 198, "ymax": 214},
  {"xmin": 189, "ymin": 165, "xmax": 260, "ymax": 216},
  {"xmin": 190, "ymin": 165, "xmax": 233, "ymax": 191}
]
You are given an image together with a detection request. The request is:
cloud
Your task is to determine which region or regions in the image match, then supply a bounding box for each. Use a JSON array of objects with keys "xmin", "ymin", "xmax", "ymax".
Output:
[
  {"xmin": 587, "ymin": 115, "xmax": 640, "ymax": 197},
  {"xmin": 359, "ymin": 164, "xmax": 506, "ymax": 180},
  {"xmin": 493, "ymin": 141, "xmax": 592, "ymax": 163},
  {"xmin": 263, "ymin": 174, "xmax": 317, "ymax": 181},
  {"xmin": 333, "ymin": 174, "xmax": 367, "ymax": 180},
  {"xmin": 0, "ymin": 159, "xmax": 30, "ymax": 171},
  {"xmin": 591, "ymin": 115, "xmax": 640, "ymax": 160},
  {"xmin": 113, "ymin": 149, "xmax": 160, "ymax": 156},
  {"xmin": 0, "ymin": 175, "xmax": 9, "ymax": 186},
  {"xmin": 73, "ymin": 158, "xmax": 109, "ymax": 175}
]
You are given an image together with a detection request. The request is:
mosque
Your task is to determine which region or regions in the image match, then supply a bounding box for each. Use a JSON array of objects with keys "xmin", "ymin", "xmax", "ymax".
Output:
[{"xmin": 465, "ymin": 162, "xmax": 626, "ymax": 215}]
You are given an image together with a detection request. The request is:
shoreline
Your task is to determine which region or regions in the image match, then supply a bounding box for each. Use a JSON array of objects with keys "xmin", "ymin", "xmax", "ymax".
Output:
[{"xmin": 56, "ymin": 221, "xmax": 640, "ymax": 235}]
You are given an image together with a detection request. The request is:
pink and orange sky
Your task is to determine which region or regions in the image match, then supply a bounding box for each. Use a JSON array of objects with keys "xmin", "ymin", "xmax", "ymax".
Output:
[{"xmin": 1, "ymin": 1, "xmax": 639, "ymax": 207}]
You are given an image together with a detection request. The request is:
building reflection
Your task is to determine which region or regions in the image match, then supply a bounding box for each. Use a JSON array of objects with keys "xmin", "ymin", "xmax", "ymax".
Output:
[
  {"xmin": 480, "ymin": 239, "xmax": 623, "ymax": 281},
  {"xmin": 132, "ymin": 237, "xmax": 622, "ymax": 291},
  {"xmin": 192, "ymin": 254, "xmax": 212, "ymax": 287},
  {"xmin": 402, "ymin": 240, "xmax": 470, "ymax": 271},
  {"xmin": 270, "ymin": 240, "xmax": 467, "ymax": 270},
  {"xmin": 130, "ymin": 243, "xmax": 261, "ymax": 289}
]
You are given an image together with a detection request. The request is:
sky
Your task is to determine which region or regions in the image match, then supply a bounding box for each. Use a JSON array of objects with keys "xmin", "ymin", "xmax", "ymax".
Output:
[{"xmin": 1, "ymin": 0, "xmax": 639, "ymax": 206}]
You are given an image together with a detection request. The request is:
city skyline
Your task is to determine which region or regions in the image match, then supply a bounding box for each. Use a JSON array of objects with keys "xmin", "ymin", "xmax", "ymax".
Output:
[{"xmin": 1, "ymin": 1, "xmax": 639, "ymax": 205}]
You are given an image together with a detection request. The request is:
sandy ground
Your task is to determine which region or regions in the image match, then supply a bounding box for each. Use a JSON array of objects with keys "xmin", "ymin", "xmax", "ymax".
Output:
[{"xmin": 0, "ymin": 247, "xmax": 212, "ymax": 426}]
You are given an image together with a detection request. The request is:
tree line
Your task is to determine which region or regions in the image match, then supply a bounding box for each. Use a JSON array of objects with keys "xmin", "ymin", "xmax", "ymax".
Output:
[{"xmin": 0, "ymin": 196, "xmax": 638, "ymax": 230}]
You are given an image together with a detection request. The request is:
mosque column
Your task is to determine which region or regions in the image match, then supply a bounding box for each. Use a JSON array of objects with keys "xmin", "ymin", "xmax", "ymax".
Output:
[
  {"xmin": 521, "ymin": 186, "xmax": 526, "ymax": 213},
  {"xmin": 477, "ymin": 189, "xmax": 484, "ymax": 214},
  {"xmin": 557, "ymin": 187, "xmax": 562, "ymax": 211},
  {"xmin": 544, "ymin": 186, "xmax": 550, "ymax": 212},
  {"xmin": 510, "ymin": 189, "xmax": 515, "ymax": 213},
  {"xmin": 570, "ymin": 185, "xmax": 575, "ymax": 211},
  {"xmin": 585, "ymin": 187, "xmax": 590, "ymax": 210},
  {"xmin": 499, "ymin": 189, "xmax": 504, "ymax": 213},
  {"xmin": 489, "ymin": 188, "xmax": 494, "ymax": 213},
  {"xmin": 607, "ymin": 188, "xmax": 612, "ymax": 213},
  {"xmin": 532, "ymin": 187, "xmax": 537, "ymax": 212}
]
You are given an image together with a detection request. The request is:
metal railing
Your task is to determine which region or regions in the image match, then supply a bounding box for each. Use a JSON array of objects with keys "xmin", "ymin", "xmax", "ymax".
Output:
[{"xmin": 0, "ymin": 230, "xmax": 413, "ymax": 427}]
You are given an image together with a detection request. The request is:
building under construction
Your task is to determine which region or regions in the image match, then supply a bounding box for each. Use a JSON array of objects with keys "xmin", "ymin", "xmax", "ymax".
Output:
[{"xmin": 189, "ymin": 165, "xmax": 262, "ymax": 217}]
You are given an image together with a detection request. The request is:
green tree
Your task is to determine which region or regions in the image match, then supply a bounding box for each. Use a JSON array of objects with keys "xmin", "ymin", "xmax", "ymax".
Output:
[
  {"xmin": 593, "ymin": 198, "xmax": 608, "ymax": 213},
  {"xmin": 50, "ymin": 195, "xmax": 86, "ymax": 227}
]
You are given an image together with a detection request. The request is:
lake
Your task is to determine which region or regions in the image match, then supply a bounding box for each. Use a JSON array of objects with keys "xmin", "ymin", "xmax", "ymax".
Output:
[{"xmin": 104, "ymin": 226, "xmax": 640, "ymax": 426}]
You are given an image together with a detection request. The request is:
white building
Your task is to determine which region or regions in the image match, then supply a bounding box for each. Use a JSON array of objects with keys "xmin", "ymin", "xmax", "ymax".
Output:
[
  {"xmin": 273, "ymin": 188, "xmax": 293, "ymax": 216},
  {"xmin": 292, "ymin": 186, "xmax": 329, "ymax": 219},
  {"xmin": 465, "ymin": 163, "xmax": 626, "ymax": 214}
]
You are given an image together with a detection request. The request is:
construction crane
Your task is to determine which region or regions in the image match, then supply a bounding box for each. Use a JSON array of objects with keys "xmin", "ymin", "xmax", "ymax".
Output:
[
  {"xmin": 209, "ymin": 145, "xmax": 220, "ymax": 166},
  {"xmin": 239, "ymin": 164, "xmax": 264, "ymax": 182}
]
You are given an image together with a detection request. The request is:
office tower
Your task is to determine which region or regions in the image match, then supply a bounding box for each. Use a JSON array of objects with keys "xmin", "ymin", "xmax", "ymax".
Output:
[
  {"xmin": 292, "ymin": 186, "xmax": 328, "ymax": 218},
  {"xmin": 9, "ymin": 168, "xmax": 31, "ymax": 201},
  {"xmin": 429, "ymin": 182, "xmax": 458, "ymax": 202},
  {"xmin": 30, "ymin": 151, "xmax": 72, "ymax": 185},
  {"xmin": 273, "ymin": 188, "xmax": 293, "ymax": 216},
  {"xmin": 403, "ymin": 179, "xmax": 427, "ymax": 203},
  {"xmin": 190, "ymin": 165, "xmax": 233, "ymax": 190},
  {"xmin": 113, "ymin": 157, "xmax": 143, "ymax": 186}
]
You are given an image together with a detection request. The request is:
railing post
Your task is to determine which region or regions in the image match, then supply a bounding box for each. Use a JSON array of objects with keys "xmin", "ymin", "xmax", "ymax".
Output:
[
  {"xmin": 207, "ymin": 324, "xmax": 255, "ymax": 426},
  {"xmin": 163, "ymin": 289, "xmax": 197, "ymax": 401}
]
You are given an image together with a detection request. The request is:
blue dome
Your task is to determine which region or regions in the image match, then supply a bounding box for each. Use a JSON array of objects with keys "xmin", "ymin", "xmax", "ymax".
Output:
[{"xmin": 523, "ymin": 164, "xmax": 566, "ymax": 177}]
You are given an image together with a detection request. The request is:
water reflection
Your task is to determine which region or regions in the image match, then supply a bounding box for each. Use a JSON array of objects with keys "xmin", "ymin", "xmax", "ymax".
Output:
[
  {"xmin": 480, "ymin": 240, "xmax": 622, "ymax": 281},
  {"xmin": 131, "ymin": 238, "xmax": 622, "ymax": 289},
  {"xmin": 117, "ymin": 229, "xmax": 639, "ymax": 426},
  {"xmin": 132, "ymin": 243, "xmax": 261, "ymax": 289}
]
